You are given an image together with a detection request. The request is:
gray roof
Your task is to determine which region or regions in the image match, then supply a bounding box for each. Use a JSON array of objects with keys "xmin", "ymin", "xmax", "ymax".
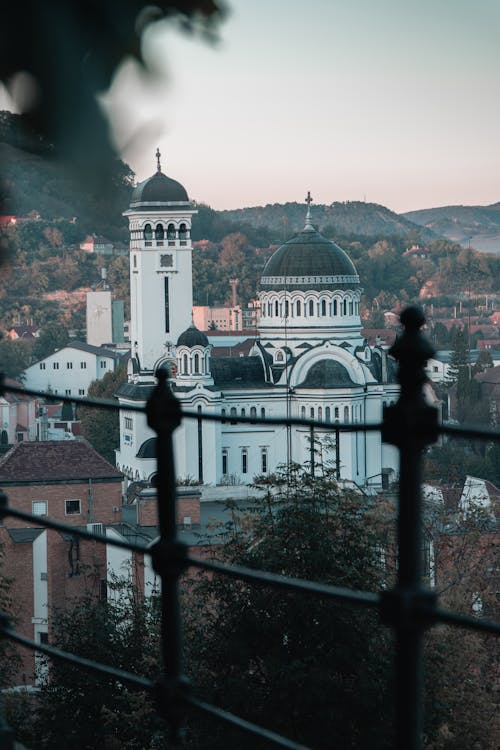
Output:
[
  {"xmin": 129, "ymin": 171, "xmax": 189, "ymax": 208},
  {"xmin": 211, "ymin": 356, "xmax": 266, "ymax": 387},
  {"xmin": 260, "ymin": 228, "xmax": 359, "ymax": 291},
  {"xmin": 116, "ymin": 382, "xmax": 155, "ymax": 401}
]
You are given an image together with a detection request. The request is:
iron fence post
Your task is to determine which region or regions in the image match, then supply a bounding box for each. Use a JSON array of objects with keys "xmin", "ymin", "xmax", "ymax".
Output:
[
  {"xmin": 381, "ymin": 307, "xmax": 438, "ymax": 750},
  {"xmin": 146, "ymin": 369, "xmax": 187, "ymax": 741}
]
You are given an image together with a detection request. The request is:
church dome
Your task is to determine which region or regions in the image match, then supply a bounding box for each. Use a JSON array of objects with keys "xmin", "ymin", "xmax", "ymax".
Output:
[
  {"xmin": 130, "ymin": 172, "xmax": 189, "ymax": 207},
  {"xmin": 260, "ymin": 227, "xmax": 359, "ymax": 292},
  {"xmin": 177, "ymin": 324, "xmax": 209, "ymax": 348},
  {"xmin": 129, "ymin": 150, "xmax": 190, "ymax": 209}
]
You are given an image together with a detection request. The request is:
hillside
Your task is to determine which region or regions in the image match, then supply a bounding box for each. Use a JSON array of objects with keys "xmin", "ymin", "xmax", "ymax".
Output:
[
  {"xmin": 220, "ymin": 201, "xmax": 437, "ymax": 243},
  {"xmin": 403, "ymin": 203, "xmax": 500, "ymax": 254},
  {"xmin": 0, "ymin": 112, "xmax": 133, "ymax": 243}
]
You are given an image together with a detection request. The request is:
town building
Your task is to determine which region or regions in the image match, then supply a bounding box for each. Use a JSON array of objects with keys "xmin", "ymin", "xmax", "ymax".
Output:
[
  {"xmin": 116, "ymin": 157, "xmax": 400, "ymax": 489},
  {"xmin": 0, "ymin": 441, "xmax": 123, "ymax": 685},
  {"xmin": 0, "ymin": 378, "xmax": 38, "ymax": 447},
  {"xmin": 23, "ymin": 341, "xmax": 123, "ymax": 397}
]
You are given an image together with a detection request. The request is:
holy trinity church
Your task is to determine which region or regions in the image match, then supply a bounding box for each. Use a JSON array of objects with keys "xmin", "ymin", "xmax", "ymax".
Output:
[{"xmin": 115, "ymin": 154, "xmax": 399, "ymax": 488}]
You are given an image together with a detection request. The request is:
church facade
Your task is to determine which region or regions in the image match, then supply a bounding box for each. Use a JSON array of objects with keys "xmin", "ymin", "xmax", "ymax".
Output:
[{"xmin": 116, "ymin": 157, "xmax": 399, "ymax": 490}]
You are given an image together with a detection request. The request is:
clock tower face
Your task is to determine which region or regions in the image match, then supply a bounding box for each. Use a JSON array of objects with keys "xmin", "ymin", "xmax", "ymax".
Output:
[{"xmin": 124, "ymin": 152, "xmax": 197, "ymax": 373}]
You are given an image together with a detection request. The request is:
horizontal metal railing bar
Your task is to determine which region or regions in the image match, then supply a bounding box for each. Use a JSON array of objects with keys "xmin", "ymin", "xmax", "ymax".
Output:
[
  {"xmin": 431, "ymin": 607, "xmax": 500, "ymax": 636},
  {"xmin": 186, "ymin": 694, "xmax": 313, "ymax": 750},
  {"xmin": 1, "ymin": 378, "xmax": 380, "ymax": 433},
  {"xmin": 1, "ymin": 380, "xmax": 145, "ymax": 414},
  {"xmin": 185, "ymin": 553, "xmax": 381, "ymax": 608},
  {"xmin": 0, "ymin": 506, "xmax": 148, "ymax": 554},
  {"xmin": 0, "ymin": 624, "xmax": 154, "ymax": 691},
  {"xmin": 2, "ymin": 379, "xmax": 500, "ymax": 441},
  {"xmin": 439, "ymin": 422, "xmax": 500, "ymax": 441}
]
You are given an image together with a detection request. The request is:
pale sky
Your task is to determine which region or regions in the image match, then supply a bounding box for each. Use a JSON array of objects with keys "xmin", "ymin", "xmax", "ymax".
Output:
[{"xmin": 6, "ymin": 1, "xmax": 500, "ymax": 213}]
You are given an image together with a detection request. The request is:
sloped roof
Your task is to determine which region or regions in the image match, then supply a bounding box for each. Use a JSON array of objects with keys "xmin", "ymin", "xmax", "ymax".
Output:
[{"xmin": 0, "ymin": 440, "xmax": 123, "ymax": 484}]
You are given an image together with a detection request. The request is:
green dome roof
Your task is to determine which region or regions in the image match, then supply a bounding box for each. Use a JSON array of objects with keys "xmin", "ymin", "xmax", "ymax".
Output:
[
  {"xmin": 260, "ymin": 228, "xmax": 359, "ymax": 291},
  {"xmin": 177, "ymin": 324, "xmax": 209, "ymax": 348},
  {"xmin": 130, "ymin": 171, "xmax": 189, "ymax": 209}
]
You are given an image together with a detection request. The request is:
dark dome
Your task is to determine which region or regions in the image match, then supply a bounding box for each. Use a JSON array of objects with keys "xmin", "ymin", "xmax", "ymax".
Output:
[
  {"xmin": 260, "ymin": 228, "xmax": 359, "ymax": 291},
  {"xmin": 130, "ymin": 171, "xmax": 189, "ymax": 208},
  {"xmin": 177, "ymin": 324, "xmax": 209, "ymax": 348}
]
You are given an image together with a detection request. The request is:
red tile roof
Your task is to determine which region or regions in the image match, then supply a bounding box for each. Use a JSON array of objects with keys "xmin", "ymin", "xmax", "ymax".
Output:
[{"xmin": 0, "ymin": 440, "xmax": 123, "ymax": 483}]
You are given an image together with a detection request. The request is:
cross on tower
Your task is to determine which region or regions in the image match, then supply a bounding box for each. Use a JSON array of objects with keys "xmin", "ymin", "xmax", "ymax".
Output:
[
  {"xmin": 156, "ymin": 148, "xmax": 162, "ymax": 173},
  {"xmin": 305, "ymin": 190, "xmax": 313, "ymax": 207}
]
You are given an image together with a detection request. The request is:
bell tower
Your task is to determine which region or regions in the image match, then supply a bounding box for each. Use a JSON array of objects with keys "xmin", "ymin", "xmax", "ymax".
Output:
[{"xmin": 124, "ymin": 149, "xmax": 197, "ymax": 373}]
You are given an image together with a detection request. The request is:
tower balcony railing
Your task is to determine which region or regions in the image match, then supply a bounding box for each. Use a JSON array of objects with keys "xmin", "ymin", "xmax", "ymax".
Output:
[{"xmin": 0, "ymin": 306, "xmax": 499, "ymax": 750}]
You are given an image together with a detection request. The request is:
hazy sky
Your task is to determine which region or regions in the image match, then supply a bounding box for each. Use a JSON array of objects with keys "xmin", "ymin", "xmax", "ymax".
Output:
[{"xmin": 6, "ymin": 1, "xmax": 500, "ymax": 213}]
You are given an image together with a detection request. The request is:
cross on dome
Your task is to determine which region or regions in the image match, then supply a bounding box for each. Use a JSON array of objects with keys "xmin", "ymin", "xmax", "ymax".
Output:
[
  {"xmin": 304, "ymin": 190, "xmax": 314, "ymax": 231},
  {"xmin": 156, "ymin": 147, "xmax": 162, "ymax": 173}
]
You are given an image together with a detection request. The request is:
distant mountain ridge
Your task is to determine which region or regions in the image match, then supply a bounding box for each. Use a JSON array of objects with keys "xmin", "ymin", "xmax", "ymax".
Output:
[
  {"xmin": 403, "ymin": 203, "xmax": 500, "ymax": 254},
  {"xmin": 221, "ymin": 201, "xmax": 437, "ymax": 242}
]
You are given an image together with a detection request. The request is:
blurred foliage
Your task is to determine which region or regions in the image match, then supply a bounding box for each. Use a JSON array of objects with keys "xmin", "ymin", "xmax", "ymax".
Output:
[{"xmin": 0, "ymin": 1, "xmax": 226, "ymax": 208}]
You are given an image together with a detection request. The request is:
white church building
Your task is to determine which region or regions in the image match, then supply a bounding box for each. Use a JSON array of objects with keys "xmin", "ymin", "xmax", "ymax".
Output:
[{"xmin": 116, "ymin": 154, "xmax": 399, "ymax": 490}]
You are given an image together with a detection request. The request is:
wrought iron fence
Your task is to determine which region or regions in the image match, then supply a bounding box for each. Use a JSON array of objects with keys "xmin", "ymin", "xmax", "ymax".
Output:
[{"xmin": 0, "ymin": 306, "xmax": 499, "ymax": 750}]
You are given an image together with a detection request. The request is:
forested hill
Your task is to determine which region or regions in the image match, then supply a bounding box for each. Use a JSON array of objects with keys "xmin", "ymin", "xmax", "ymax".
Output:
[
  {"xmin": 220, "ymin": 201, "xmax": 437, "ymax": 243},
  {"xmin": 0, "ymin": 112, "xmax": 133, "ymax": 242},
  {"xmin": 403, "ymin": 203, "xmax": 500, "ymax": 254}
]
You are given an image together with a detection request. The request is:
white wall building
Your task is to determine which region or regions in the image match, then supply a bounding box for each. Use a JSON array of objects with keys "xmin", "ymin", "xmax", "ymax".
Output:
[
  {"xmin": 23, "ymin": 342, "xmax": 121, "ymax": 397},
  {"xmin": 116, "ymin": 161, "xmax": 400, "ymax": 490}
]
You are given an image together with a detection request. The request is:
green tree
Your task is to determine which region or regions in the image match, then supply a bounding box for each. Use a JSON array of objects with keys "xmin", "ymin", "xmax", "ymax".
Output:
[
  {"xmin": 0, "ymin": 339, "xmax": 33, "ymax": 379},
  {"xmin": 32, "ymin": 322, "xmax": 69, "ymax": 362},
  {"xmin": 184, "ymin": 467, "xmax": 395, "ymax": 750},
  {"xmin": 79, "ymin": 364, "xmax": 127, "ymax": 463},
  {"xmin": 21, "ymin": 575, "xmax": 165, "ymax": 750}
]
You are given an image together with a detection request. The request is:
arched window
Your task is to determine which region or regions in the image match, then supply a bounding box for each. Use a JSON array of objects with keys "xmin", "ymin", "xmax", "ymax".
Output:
[
  {"xmin": 284, "ymin": 300, "xmax": 289, "ymax": 318},
  {"xmin": 268, "ymin": 302, "xmax": 272, "ymax": 317},
  {"xmin": 241, "ymin": 449, "xmax": 248, "ymax": 474},
  {"xmin": 143, "ymin": 223, "xmax": 152, "ymax": 240},
  {"xmin": 222, "ymin": 448, "xmax": 228, "ymax": 474},
  {"xmin": 250, "ymin": 406, "xmax": 257, "ymax": 423},
  {"xmin": 301, "ymin": 406, "xmax": 306, "ymax": 419},
  {"xmin": 349, "ymin": 301, "xmax": 353, "ymax": 315},
  {"xmin": 276, "ymin": 351, "xmax": 284, "ymax": 362},
  {"xmin": 333, "ymin": 299, "xmax": 338, "ymax": 316},
  {"xmin": 321, "ymin": 299, "xmax": 327, "ymax": 316},
  {"xmin": 230, "ymin": 407, "xmax": 237, "ymax": 425},
  {"xmin": 241, "ymin": 408, "xmax": 246, "ymax": 417},
  {"xmin": 179, "ymin": 223, "xmax": 188, "ymax": 240},
  {"xmin": 221, "ymin": 409, "xmax": 226, "ymax": 424},
  {"xmin": 261, "ymin": 407, "xmax": 266, "ymax": 419},
  {"xmin": 193, "ymin": 353, "xmax": 200, "ymax": 374},
  {"xmin": 167, "ymin": 223, "xmax": 176, "ymax": 240},
  {"xmin": 296, "ymin": 300, "xmax": 301, "ymax": 316},
  {"xmin": 0, "ymin": 430, "xmax": 8, "ymax": 445},
  {"xmin": 325, "ymin": 407, "xmax": 331, "ymax": 423},
  {"xmin": 334, "ymin": 407, "xmax": 339, "ymax": 419},
  {"xmin": 344, "ymin": 406, "xmax": 349, "ymax": 423},
  {"xmin": 318, "ymin": 407, "xmax": 323, "ymax": 421},
  {"xmin": 309, "ymin": 300, "xmax": 314, "ymax": 316},
  {"xmin": 155, "ymin": 223, "xmax": 164, "ymax": 240},
  {"xmin": 310, "ymin": 407, "xmax": 314, "ymax": 419},
  {"xmin": 182, "ymin": 353, "xmax": 188, "ymax": 374},
  {"xmin": 343, "ymin": 299, "xmax": 348, "ymax": 316},
  {"xmin": 275, "ymin": 300, "xmax": 279, "ymax": 316}
]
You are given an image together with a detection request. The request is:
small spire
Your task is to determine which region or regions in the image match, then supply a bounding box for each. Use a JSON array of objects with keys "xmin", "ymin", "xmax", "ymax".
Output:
[
  {"xmin": 156, "ymin": 147, "xmax": 162, "ymax": 174},
  {"xmin": 304, "ymin": 190, "xmax": 314, "ymax": 231}
]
